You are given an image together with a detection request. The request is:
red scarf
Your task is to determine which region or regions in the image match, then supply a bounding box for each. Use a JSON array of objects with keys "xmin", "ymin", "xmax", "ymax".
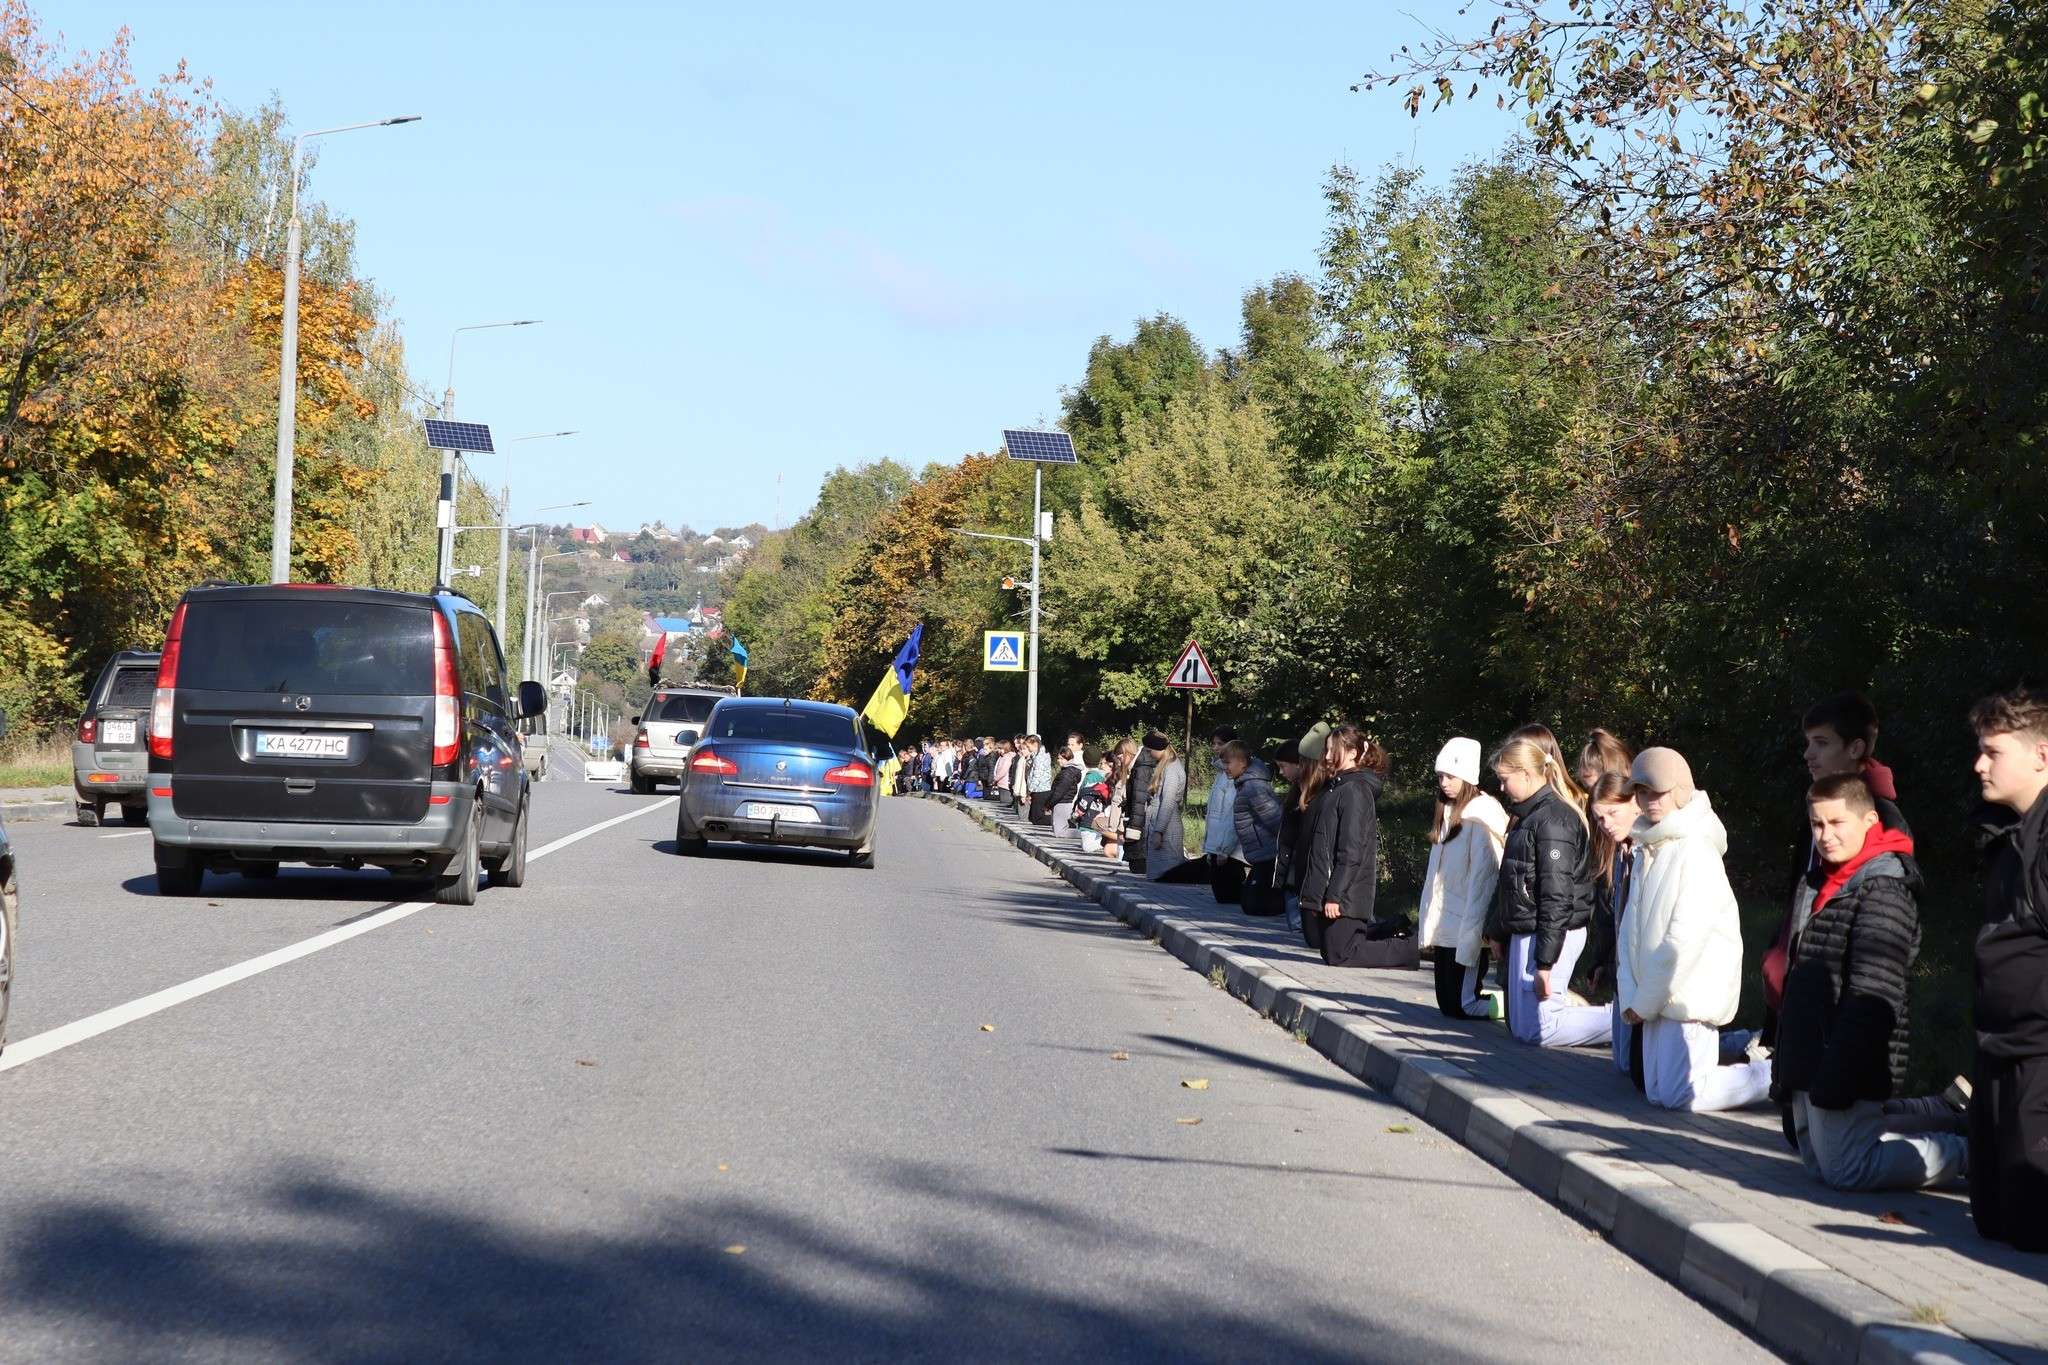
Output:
[{"xmin": 1814, "ymin": 823, "xmax": 1914, "ymax": 915}]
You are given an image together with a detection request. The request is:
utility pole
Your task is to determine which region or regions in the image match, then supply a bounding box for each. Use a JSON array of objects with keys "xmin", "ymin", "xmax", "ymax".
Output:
[
  {"xmin": 1028, "ymin": 464, "xmax": 1042, "ymax": 739},
  {"xmin": 440, "ymin": 320, "xmax": 540, "ymax": 585},
  {"xmin": 951, "ymin": 429, "xmax": 1072, "ymax": 740}
]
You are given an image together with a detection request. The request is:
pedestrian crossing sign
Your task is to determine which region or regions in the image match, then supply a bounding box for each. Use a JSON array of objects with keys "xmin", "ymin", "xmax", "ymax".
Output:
[
  {"xmin": 1166, "ymin": 639, "xmax": 1219, "ymax": 690},
  {"xmin": 984, "ymin": 630, "xmax": 1026, "ymax": 672}
]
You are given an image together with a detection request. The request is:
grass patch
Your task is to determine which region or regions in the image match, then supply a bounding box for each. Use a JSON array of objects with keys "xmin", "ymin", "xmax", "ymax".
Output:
[{"xmin": 0, "ymin": 733, "xmax": 70, "ymax": 790}]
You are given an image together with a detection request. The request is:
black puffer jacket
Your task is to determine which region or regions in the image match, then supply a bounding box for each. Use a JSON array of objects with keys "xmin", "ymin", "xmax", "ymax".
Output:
[
  {"xmin": 1126, "ymin": 749, "xmax": 1160, "ymax": 833},
  {"xmin": 1297, "ymin": 768, "xmax": 1381, "ymax": 920},
  {"xmin": 1276, "ymin": 787, "xmax": 1312, "ymax": 891},
  {"xmin": 1772, "ymin": 849, "xmax": 1920, "ymax": 1107},
  {"xmin": 1049, "ymin": 762, "xmax": 1083, "ymax": 807},
  {"xmin": 1484, "ymin": 785, "xmax": 1594, "ymax": 967},
  {"xmin": 1975, "ymin": 798, "xmax": 2048, "ymax": 1061}
]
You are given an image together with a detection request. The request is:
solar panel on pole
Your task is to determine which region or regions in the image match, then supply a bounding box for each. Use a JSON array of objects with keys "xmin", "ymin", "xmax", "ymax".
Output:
[
  {"xmin": 423, "ymin": 419, "xmax": 496, "ymax": 453},
  {"xmin": 1001, "ymin": 429, "xmax": 1078, "ymax": 464}
]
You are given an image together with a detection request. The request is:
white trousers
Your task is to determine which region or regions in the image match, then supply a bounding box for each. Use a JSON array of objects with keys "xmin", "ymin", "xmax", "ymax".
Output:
[
  {"xmin": 1642, "ymin": 1017, "xmax": 1772, "ymax": 1112},
  {"xmin": 1505, "ymin": 930, "xmax": 1608, "ymax": 1048}
]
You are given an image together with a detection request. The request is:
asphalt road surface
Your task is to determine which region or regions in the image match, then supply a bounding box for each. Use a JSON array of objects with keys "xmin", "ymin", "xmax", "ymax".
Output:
[{"xmin": 0, "ymin": 787, "xmax": 1779, "ymax": 1363}]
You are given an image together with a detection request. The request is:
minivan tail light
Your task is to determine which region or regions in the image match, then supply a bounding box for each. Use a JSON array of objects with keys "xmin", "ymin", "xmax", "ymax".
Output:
[
  {"xmin": 824, "ymin": 761, "xmax": 874, "ymax": 788},
  {"xmin": 689, "ymin": 748, "xmax": 738, "ymax": 777},
  {"xmin": 78, "ymin": 718, "xmax": 97, "ymax": 744},
  {"xmin": 148, "ymin": 602, "xmax": 186, "ymax": 760},
  {"xmin": 634, "ymin": 730, "xmax": 650, "ymax": 749},
  {"xmin": 431, "ymin": 611, "xmax": 459, "ymax": 766}
]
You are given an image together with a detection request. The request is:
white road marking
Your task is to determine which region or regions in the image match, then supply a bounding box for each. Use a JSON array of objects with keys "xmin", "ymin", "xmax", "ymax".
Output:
[
  {"xmin": 99, "ymin": 831, "xmax": 150, "ymax": 840},
  {"xmin": 0, "ymin": 796, "xmax": 677, "ymax": 1074}
]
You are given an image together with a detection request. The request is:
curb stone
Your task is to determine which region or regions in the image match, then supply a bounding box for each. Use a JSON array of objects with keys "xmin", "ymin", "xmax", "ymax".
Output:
[{"xmin": 924, "ymin": 792, "xmax": 2013, "ymax": 1365}]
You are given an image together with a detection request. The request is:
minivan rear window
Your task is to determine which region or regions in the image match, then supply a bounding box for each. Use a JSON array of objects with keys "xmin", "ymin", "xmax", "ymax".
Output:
[
  {"xmin": 711, "ymin": 708, "xmax": 859, "ymax": 749},
  {"xmin": 104, "ymin": 667, "xmax": 158, "ymax": 709},
  {"xmin": 649, "ymin": 693, "xmax": 720, "ymax": 724},
  {"xmin": 177, "ymin": 599, "xmax": 434, "ymax": 695}
]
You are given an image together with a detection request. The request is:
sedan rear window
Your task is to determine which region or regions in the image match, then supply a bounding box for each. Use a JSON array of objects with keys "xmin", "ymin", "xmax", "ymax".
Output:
[
  {"xmin": 104, "ymin": 667, "xmax": 158, "ymax": 709},
  {"xmin": 177, "ymin": 599, "xmax": 434, "ymax": 695},
  {"xmin": 711, "ymin": 708, "xmax": 859, "ymax": 749},
  {"xmin": 649, "ymin": 693, "xmax": 720, "ymax": 724}
]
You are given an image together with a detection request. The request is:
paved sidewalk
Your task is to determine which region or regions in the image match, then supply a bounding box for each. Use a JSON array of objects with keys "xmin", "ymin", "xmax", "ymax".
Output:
[{"xmin": 930, "ymin": 793, "xmax": 2048, "ymax": 1365}]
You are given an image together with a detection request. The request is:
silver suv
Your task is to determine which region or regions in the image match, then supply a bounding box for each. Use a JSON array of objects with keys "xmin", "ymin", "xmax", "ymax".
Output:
[{"xmin": 629, "ymin": 685, "xmax": 732, "ymax": 793}]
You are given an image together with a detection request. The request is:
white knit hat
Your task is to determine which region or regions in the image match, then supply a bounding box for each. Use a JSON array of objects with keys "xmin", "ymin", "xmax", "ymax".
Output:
[{"xmin": 1434, "ymin": 737, "xmax": 1481, "ymax": 786}]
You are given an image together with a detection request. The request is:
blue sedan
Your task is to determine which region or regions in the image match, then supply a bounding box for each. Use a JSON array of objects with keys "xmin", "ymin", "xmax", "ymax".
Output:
[{"xmin": 673, "ymin": 697, "xmax": 879, "ymax": 867}]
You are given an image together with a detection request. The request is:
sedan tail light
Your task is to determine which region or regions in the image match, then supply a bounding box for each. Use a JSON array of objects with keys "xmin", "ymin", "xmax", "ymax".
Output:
[
  {"xmin": 431, "ymin": 611, "xmax": 460, "ymax": 767},
  {"xmin": 148, "ymin": 602, "xmax": 186, "ymax": 760},
  {"xmin": 78, "ymin": 718, "xmax": 97, "ymax": 744},
  {"xmin": 823, "ymin": 761, "xmax": 874, "ymax": 787},
  {"xmin": 689, "ymin": 748, "xmax": 738, "ymax": 777}
]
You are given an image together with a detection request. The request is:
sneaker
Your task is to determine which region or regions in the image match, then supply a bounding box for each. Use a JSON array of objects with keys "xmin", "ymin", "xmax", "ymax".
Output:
[
  {"xmin": 1943, "ymin": 1075, "xmax": 1973, "ymax": 1116},
  {"xmin": 1744, "ymin": 1036, "xmax": 1774, "ymax": 1065}
]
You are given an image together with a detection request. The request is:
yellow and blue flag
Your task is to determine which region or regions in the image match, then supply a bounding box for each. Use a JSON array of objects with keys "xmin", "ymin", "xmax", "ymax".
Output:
[
  {"xmin": 861, "ymin": 624, "xmax": 922, "ymax": 738},
  {"xmin": 730, "ymin": 637, "xmax": 750, "ymax": 692}
]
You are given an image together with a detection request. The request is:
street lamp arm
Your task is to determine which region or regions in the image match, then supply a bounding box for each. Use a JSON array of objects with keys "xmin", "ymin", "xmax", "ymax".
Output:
[{"xmin": 949, "ymin": 527, "xmax": 1036, "ymax": 548}]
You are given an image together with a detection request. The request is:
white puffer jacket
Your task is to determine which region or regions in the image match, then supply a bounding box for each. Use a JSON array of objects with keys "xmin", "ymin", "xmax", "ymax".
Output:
[
  {"xmin": 1616, "ymin": 789, "xmax": 1746, "ymax": 1026},
  {"xmin": 1416, "ymin": 792, "xmax": 1509, "ymax": 965}
]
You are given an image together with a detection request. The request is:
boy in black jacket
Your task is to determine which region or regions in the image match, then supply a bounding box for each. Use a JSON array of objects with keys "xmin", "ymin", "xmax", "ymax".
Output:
[
  {"xmin": 1967, "ymin": 686, "xmax": 2048, "ymax": 1252},
  {"xmin": 1771, "ymin": 774, "xmax": 1966, "ymax": 1191}
]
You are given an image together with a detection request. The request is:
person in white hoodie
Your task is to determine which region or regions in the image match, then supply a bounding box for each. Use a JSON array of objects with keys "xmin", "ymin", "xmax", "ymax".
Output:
[
  {"xmin": 1418, "ymin": 738, "xmax": 1509, "ymax": 1019},
  {"xmin": 1618, "ymin": 747, "xmax": 1774, "ymax": 1112}
]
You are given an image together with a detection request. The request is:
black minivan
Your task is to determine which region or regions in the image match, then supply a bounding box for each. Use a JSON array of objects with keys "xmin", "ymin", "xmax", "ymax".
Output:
[{"xmin": 146, "ymin": 584, "xmax": 546, "ymax": 905}]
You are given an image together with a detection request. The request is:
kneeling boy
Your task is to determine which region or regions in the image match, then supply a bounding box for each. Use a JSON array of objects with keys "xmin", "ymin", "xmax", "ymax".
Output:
[{"xmin": 1772, "ymin": 774, "xmax": 1966, "ymax": 1191}]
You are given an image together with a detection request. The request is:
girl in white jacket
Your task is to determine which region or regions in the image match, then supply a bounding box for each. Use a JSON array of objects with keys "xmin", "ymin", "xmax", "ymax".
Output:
[
  {"xmin": 1617, "ymin": 747, "xmax": 1773, "ymax": 1112},
  {"xmin": 1419, "ymin": 738, "xmax": 1509, "ymax": 1018}
]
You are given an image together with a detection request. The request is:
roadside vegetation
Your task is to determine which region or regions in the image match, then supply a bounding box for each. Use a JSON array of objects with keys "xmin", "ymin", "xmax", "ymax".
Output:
[{"xmin": 729, "ymin": 1, "xmax": 2046, "ymax": 1094}]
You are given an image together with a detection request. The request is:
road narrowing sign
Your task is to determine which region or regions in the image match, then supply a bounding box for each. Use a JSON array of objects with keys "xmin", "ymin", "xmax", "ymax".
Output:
[
  {"xmin": 1166, "ymin": 639, "xmax": 1219, "ymax": 690},
  {"xmin": 984, "ymin": 630, "xmax": 1026, "ymax": 672}
]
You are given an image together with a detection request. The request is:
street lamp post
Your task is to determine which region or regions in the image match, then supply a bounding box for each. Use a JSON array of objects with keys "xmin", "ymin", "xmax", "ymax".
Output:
[
  {"xmin": 950, "ymin": 519, "xmax": 1046, "ymax": 738},
  {"xmin": 270, "ymin": 114, "xmax": 421, "ymax": 584},
  {"xmin": 438, "ymin": 320, "xmax": 540, "ymax": 585},
  {"xmin": 494, "ymin": 436, "xmax": 579, "ymax": 640}
]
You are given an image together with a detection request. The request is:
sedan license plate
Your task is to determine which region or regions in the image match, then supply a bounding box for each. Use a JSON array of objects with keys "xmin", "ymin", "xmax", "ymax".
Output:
[
  {"xmin": 254, "ymin": 731, "xmax": 350, "ymax": 760},
  {"xmin": 100, "ymin": 720, "xmax": 136, "ymax": 745},
  {"xmin": 741, "ymin": 802, "xmax": 818, "ymax": 824}
]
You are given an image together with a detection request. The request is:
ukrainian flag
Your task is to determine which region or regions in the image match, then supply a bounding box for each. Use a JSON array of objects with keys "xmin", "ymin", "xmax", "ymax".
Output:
[
  {"xmin": 861, "ymin": 624, "xmax": 922, "ymax": 738},
  {"xmin": 730, "ymin": 637, "xmax": 750, "ymax": 692}
]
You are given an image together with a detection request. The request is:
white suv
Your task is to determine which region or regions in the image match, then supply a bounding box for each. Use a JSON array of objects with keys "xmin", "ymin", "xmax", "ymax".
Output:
[{"xmin": 629, "ymin": 686, "xmax": 732, "ymax": 793}]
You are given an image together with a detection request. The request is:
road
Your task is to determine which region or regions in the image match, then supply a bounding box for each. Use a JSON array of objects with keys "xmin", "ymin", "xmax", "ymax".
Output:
[{"xmin": 0, "ymin": 788, "xmax": 1777, "ymax": 1363}]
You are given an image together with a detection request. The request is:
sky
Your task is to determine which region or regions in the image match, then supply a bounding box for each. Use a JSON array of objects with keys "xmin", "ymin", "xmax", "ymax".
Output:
[{"xmin": 52, "ymin": 1, "xmax": 1515, "ymax": 533}]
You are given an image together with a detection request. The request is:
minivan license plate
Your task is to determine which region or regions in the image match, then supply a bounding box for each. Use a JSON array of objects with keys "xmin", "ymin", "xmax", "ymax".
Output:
[{"xmin": 255, "ymin": 732, "xmax": 350, "ymax": 759}]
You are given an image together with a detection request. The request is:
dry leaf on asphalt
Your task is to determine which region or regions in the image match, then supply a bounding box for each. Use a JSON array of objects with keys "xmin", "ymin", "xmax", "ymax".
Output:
[
  {"xmin": 717, "ymin": 1163, "xmax": 730, "ymax": 1172},
  {"xmin": 1181, "ymin": 1079, "xmax": 1210, "ymax": 1091},
  {"xmin": 1109, "ymin": 1051, "xmax": 1130, "ymax": 1061},
  {"xmin": 979, "ymin": 1024, "xmax": 995, "ymax": 1032},
  {"xmin": 575, "ymin": 1059, "xmax": 598, "ymax": 1067},
  {"xmin": 1878, "ymin": 1210, "xmax": 1908, "ymax": 1225},
  {"xmin": 1176, "ymin": 1117, "xmax": 1203, "ymax": 1126},
  {"xmin": 1385, "ymin": 1124, "xmax": 1413, "ymax": 1134},
  {"xmin": 724, "ymin": 1245, "xmax": 746, "ymax": 1255}
]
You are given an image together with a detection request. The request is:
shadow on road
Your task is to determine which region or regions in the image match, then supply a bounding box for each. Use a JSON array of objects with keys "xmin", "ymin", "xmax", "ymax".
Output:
[
  {"xmin": 647, "ymin": 840, "xmax": 855, "ymax": 869},
  {"xmin": 118, "ymin": 870, "xmax": 429, "ymax": 904},
  {"xmin": 0, "ymin": 1165, "xmax": 1465, "ymax": 1363}
]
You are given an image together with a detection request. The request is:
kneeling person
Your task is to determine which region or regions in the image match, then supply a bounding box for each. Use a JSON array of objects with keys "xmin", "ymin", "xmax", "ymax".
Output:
[
  {"xmin": 1619, "ymin": 748, "xmax": 1773, "ymax": 1111},
  {"xmin": 1772, "ymin": 774, "xmax": 1965, "ymax": 1191}
]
